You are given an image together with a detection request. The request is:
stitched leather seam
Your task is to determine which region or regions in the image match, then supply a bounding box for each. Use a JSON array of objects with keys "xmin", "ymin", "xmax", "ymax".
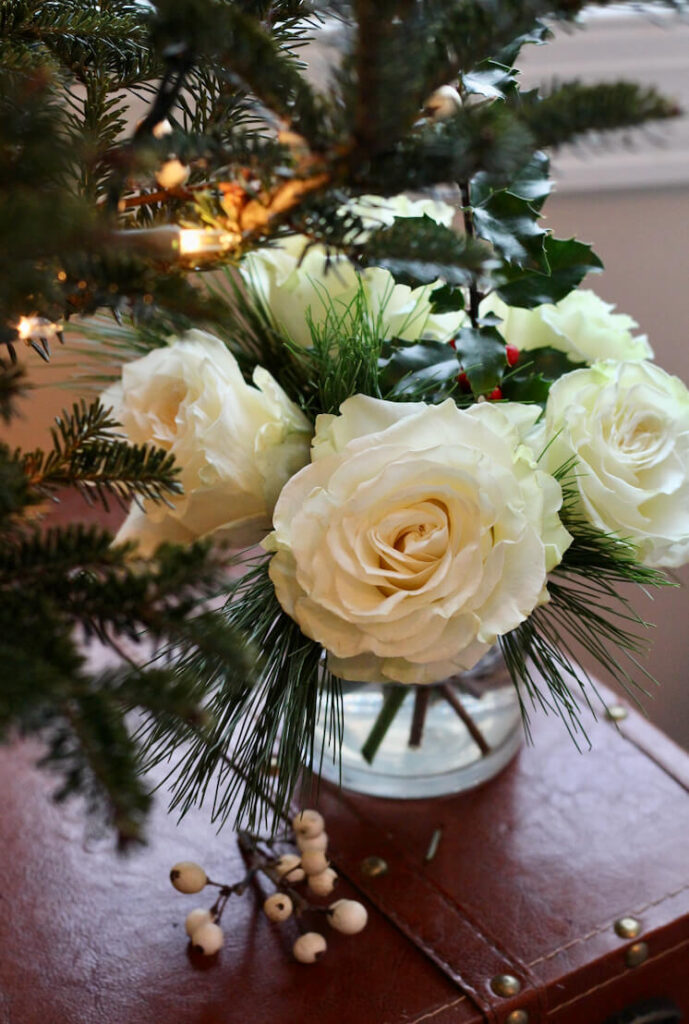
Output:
[
  {"xmin": 372, "ymin": 899, "xmax": 487, "ymax": 1003},
  {"xmin": 340, "ymin": 793, "xmax": 533, "ymax": 971},
  {"xmin": 527, "ymin": 879, "xmax": 689, "ymax": 967},
  {"xmin": 335, "ymin": 792, "xmax": 547, "ymax": 1023},
  {"xmin": 408, "ymin": 995, "xmax": 468, "ymax": 1024},
  {"xmin": 546, "ymin": 934, "xmax": 689, "ymax": 1016}
]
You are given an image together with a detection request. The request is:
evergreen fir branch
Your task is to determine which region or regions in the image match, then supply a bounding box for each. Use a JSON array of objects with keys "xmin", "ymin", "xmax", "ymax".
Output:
[
  {"xmin": 18, "ymin": 398, "xmax": 181, "ymax": 510},
  {"xmin": 150, "ymin": 0, "xmax": 331, "ymax": 147},
  {"xmin": 0, "ymin": 444, "xmax": 33, "ymax": 527},
  {"xmin": 358, "ymin": 215, "xmax": 492, "ymax": 287},
  {"xmin": 141, "ymin": 554, "xmax": 342, "ymax": 833},
  {"xmin": 46, "ymin": 690, "xmax": 153, "ymax": 848},
  {"xmin": 0, "ymin": 358, "xmax": 28, "ymax": 424},
  {"xmin": 36, "ymin": 439, "xmax": 182, "ymax": 510},
  {"xmin": 519, "ymin": 80, "xmax": 682, "ymax": 149}
]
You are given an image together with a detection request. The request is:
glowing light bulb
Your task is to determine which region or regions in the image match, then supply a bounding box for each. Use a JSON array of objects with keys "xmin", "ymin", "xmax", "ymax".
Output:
[{"xmin": 177, "ymin": 228, "xmax": 240, "ymax": 256}]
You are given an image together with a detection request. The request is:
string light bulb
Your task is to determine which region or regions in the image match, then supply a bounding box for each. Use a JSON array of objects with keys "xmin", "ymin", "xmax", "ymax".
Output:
[
  {"xmin": 14, "ymin": 316, "xmax": 63, "ymax": 360},
  {"xmin": 178, "ymin": 228, "xmax": 241, "ymax": 256}
]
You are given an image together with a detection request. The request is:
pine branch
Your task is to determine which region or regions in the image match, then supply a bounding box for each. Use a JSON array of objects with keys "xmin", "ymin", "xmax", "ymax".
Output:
[
  {"xmin": 500, "ymin": 462, "xmax": 671, "ymax": 740},
  {"xmin": 19, "ymin": 398, "xmax": 182, "ymax": 510},
  {"xmin": 140, "ymin": 554, "xmax": 343, "ymax": 833},
  {"xmin": 520, "ymin": 79, "xmax": 682, "ymax": 149},
  {"xmin": 0, "ymin": 359, "xmax": 28, "ymax": 424}
]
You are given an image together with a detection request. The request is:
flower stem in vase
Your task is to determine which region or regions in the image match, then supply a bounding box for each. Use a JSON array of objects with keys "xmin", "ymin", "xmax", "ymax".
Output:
[
  {"xmin": 439, "ymin": 683, "xmax": 492, "ymax": 757},
  {"xmin": 408, "ymin": 688, "xmax": 431, "ymax": 749},
  {"xmin": 360, "ymin": 686, "xmax": 408, "ymax": 764}
]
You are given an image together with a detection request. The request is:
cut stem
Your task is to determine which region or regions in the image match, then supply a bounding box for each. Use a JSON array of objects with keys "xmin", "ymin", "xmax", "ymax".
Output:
[
  {"xmin": 440, "ymin": 683, "xmax": 491, "ymax": 756},
  {"xmin": 408, "ymin": 687, "xmax": 431, "ymax": 749},
  {"xmin": 361, "ymin": 687, "xmax": 408, "ymax": 764}
]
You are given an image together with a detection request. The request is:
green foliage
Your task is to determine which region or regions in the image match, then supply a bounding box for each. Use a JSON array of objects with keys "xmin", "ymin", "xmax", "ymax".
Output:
[
  {"xmin": 359, "ymin": 215, "xmax": 491, "ymax": 287},
  {"xmin": 501, "ymin": 345, "xmax": 586, "ymax": 404},
  {"xmin": 521, "ymin": 79, "xmax": 680, "ymax": 149},
  {"xmin": 496, "ymin": 236, "xmax": 603, "ymax": 308},
  {"xmin": 501, "ymin": 463, "xmax": 671, "ymax": 742},
  {"xmin": 22, "ymin": 399, "xmax": 182, "ymax": 510},
  {"xmin": 379, "ymin": 340, "xmax": 461, "ymax": 404},
  {"xmin": 141, "ymin": 555, "xmax": 342, "ymax": 831},
  {"xmin": 454, "ymin": 325, "xmax": 508, "ymax": 394}
]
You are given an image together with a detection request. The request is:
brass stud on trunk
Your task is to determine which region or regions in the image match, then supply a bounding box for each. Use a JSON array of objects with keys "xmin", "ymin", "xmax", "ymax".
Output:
[
  {"xmin": 490, "ymin": 974, "xmax": 522, "ymax": 998},
  {"xmin": 614, "ymin": 916, "xmax": 641, "ymax": 939},
  {"xmin": 360, "ymin": 855, "xmax": 388, "ymax": 878},
  {"xmin": 506, "ymin": 1011, "xmax": 529, "ymax": 1024},
  {"xmin": 625, "ymin": 941, "xmax": 650, "ymax": 968}
]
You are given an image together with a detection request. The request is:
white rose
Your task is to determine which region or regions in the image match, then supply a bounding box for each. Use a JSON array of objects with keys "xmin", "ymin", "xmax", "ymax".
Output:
[
  {"xmin": 240, "ymin": 193, "xmax": 464, "ymax": 349},
  {"xmin": 344, "ymin": 193, "xmax": 456, "ymax": 233},
  {"xmin": 482, "ymin": 290, "xmax": 653, "ymax": 365},
  {"xmin": 540, "ymin": 360, "xmax": 689, "ymax": 567},
  {"xmin": 102, "ymin": 330, "xmax": 312, "ymax": 555},
  {"xmin": 265, "ymin": 396, "xmax": 571, "ymax": 684}
]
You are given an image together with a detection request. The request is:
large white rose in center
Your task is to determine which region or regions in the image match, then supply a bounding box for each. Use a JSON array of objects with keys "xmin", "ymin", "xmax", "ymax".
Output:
[{"xmin": 266, "ymin": 397, "xmax": 571, "ymax": 684}]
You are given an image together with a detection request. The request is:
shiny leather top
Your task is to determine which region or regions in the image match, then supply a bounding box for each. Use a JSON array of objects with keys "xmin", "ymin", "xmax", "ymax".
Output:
[{"xmin": 1, "ymin": 685, "xmax": 688, "ymax": 1024}]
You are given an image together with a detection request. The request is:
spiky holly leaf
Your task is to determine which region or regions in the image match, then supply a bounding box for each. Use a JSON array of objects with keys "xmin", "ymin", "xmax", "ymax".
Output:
[
  {"xmin": 430, "ymin": 284, "xmax": 466, "ymax": 315},
  {"xmin": 472, "ymin": 189, "xmax": 547, "ymax": 268},
  {"xmin": 453, "ymin": 325, "xmax": 507, "ymax": 394},
  {"xmin": 379, "ymin": 340, "xmax": 460, "ymax": 403},
  {"xmin": 496, "ymin": 236, "xmax": 603, "ymax": 308}
]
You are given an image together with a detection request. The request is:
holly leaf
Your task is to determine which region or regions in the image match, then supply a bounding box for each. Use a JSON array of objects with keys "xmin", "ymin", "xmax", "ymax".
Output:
[
  {"xmin": 496, "ymin": 236, "xmax": 603, "ymax": 308},
  {"xmin": 473, "ymin": 190, "xmax": 547, "ymax": 268},
  {"xmin": 379, "ymin": 340, "xmax": 459, "ymax": 402},
  {"xmin": 501, "ymin": 346, "xmax": 587, "ymax": 404},
  {"xmin": 494, "ymin": 20, "xmax": 551, "ymax": 67},
  {"xmin": 453, "ymin": 325, "xmax": 506, "ymax": 394},
  {"xmin": 430, "ymin": 284, "xmax": 465, "ymax": 314},
  {"xmin": 471, "ymin": 150, "xmax": 551, "ymax": 208},
  {"xmin": 462, "ymin": 62, "xmax": 518, "ymax": 101}
]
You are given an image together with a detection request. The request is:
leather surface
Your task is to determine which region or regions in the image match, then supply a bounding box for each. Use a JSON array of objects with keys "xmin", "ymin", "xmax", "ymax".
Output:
[
  {"xmin": 316, "ymin": 698, "xmax": 689, "ymax": 1023},
  {"xmin": 1, "ymin": 695, "xmax": 688, "ymax": 1024}
]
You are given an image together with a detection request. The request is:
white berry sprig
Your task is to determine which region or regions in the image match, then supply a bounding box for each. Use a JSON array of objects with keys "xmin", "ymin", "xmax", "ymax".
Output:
[{"xmin": 168, "ymin": 808, "xmax": 368, "ymax": 963}]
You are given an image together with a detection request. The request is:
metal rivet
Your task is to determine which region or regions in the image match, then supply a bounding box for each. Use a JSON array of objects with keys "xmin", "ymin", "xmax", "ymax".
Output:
[
  {"xmin": 360, "ymin": 855, "xmax": 388, "ymax": 878},
  {"xmin": 625, "ymin": 941, "xmax": 650, "ymax": 968},
  {"xmin": 605, "ymin": 704, "xmax": 628, "ymax": 722},
  {"xmin": 490, "ymin": 974, "xmax": 522, "ymax": 998},
  {"xmin": 506, "ymin": 1012, "xmax": 530, "ymax": 1024},
  {"xmin": 614, "ymin": 916, "xmax": 641, "ymax": 939}
]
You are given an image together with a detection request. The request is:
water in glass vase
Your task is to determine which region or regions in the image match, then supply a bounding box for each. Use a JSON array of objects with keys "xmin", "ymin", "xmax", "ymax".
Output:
[{"xmin": 314, "ymin": 648, "xmax": 523, "ymax": 799}]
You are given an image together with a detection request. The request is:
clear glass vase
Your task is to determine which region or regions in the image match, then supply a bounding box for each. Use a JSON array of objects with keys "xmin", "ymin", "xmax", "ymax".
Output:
[{"xmin": 313, "ymin": 647, "xmax": 523, "ymax": 799}]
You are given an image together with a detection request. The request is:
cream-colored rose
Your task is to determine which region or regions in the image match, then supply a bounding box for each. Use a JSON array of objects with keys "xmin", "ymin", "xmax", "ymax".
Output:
[
  {"xmin": 540, "ymin": 360, "xmax": 689, "ymax": 567},
  {"xmin": 265, "ymin": 396, "xmax": 571, "ymax": 684},
  {"xmin": 102, "ymin": 330, "xmax": 312, "ymax": 555},
  {"xmin": 240, "ymin": 194, "xmax": 464, "ymax": 349},
  {"xmin": 482, "ymin": 290, "xmax": 653, "ymax": 365}
]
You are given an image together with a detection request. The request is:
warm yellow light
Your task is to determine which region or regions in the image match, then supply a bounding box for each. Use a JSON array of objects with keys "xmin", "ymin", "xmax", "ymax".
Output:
[
  {"xmin": 178, "ymin": 228, "xmax": 240, "ymax": 256},
  {"xmin": 17, "ymin": 316, "xmax": 36, "ymax": 339}
]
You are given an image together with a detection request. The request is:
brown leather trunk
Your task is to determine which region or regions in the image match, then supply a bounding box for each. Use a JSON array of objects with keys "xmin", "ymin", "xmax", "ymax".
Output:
[{"xmin": 0, "ymin": 685, "xmax": 687, "ymax": 1024}]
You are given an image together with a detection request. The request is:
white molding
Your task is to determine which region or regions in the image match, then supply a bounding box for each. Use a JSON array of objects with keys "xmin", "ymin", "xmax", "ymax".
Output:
[{"xmin": 519, "ymin": 9, "xmax": 689, "ymax": 193}]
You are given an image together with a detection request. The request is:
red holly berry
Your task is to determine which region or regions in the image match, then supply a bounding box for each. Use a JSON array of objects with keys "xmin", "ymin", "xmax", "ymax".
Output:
[
  {"xmin": 456, "ymin": 371, "xmax": 471, "ymax": 392},
  {"xmin": 487, "ymin": 387, "xmax": 503, "ymax": 401},
  {"xmin": 506, "ymin": 344, "xmax": 519, "ymax": 367},
  {"xmin": 449, "ymin": 337, "xmax": 457, "ymax": 350}
]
